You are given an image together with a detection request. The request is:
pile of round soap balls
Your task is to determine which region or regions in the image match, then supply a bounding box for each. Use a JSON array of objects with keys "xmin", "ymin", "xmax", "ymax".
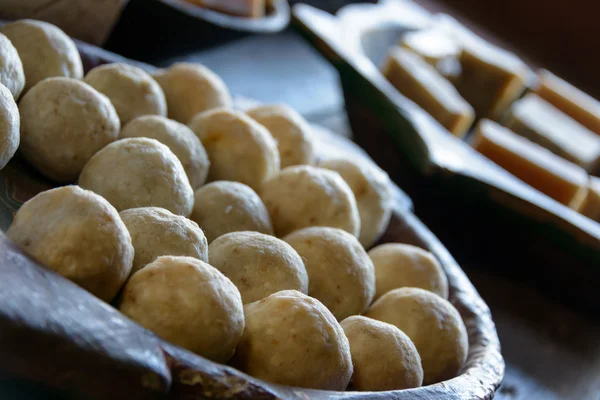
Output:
[{"xmin": 3, "ymin": 19, "xmax": 469, "ymax": 393}]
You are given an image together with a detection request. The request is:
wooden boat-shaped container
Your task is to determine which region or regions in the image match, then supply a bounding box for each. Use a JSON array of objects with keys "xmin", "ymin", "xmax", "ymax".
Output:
[
  {"xmin": 104, "ymin": 0, "xmax": 290, "ymax": 61},
  {"xmin": 0, "ymin": 35, "xmax": 503, "ymax": 399},
  {"xmin": 292, "ymin": 2, "xmax": 600, "ymax": 313}
]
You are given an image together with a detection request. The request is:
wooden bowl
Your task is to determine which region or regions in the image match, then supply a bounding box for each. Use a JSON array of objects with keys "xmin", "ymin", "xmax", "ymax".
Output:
[
  {"xmin": 0, "ymin": 39, "xmax": 503, "ymax": 399},
  {"xmin": 292, "ymin": 2, "xmax": 600, "ymax": 313},
  {"xmin": 103, "ymin": 0, "xmax": 290, "ymax": 62}
]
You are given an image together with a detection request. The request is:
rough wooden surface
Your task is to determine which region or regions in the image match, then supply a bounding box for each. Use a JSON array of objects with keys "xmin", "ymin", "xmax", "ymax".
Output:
[
  {"xmin": 465, "ymin": 270, "xmax": 600, "ymax": 400},
  {"xmin": 0, "ymin": 236, "xmax": 171, "ymax": 400}
]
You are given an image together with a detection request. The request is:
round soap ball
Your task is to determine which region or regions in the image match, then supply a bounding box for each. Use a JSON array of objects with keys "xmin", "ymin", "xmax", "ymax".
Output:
[
  {"xmin": 7, "ymin": 186, "xmax": 133, "ymax": 302},
  {"xmin": 284, "ymin": 227, "xmax": 375, "ymax": 320},
  {"xmin": 320, "ymin": 158, "xmax": 392, "ymax": 248},
  {"xmin": 84, "ymin": 63, "xmax": 167, "ymax": 125},
  {"xmin": 119, "ymin": 256, "xmax": 244, "ymax": 362},
  {"xmin": 365, "ymin": 287, "xmax": 468, "ymax": 384},
  {"xmin": 120, "ymin": 207, "xmax": 208, "ymax": 273},
  {"xmin": 121, "ymin": 115, "xmax": 210, "ymax": 189},
  {"xmin": 0, "ymin": 33, "xmax": 25, "ymax": 99},
  {"xmin": 369, "ymin": 243, "xmax": 449, "ymax": 301},
  {"xmin": 191, "ymin": 181, "xmax": 273, "ymax": 243},
  {"xmin": 208, "ymin": 231, "xmax": 308, "ymax": 304},
  {"xmin": 247, "ymin": 104, "xmax": 315, "ymax": 168},
  {"xmin": 231, "ymin": 290, "xmax": 353, "ymax": 390},
  {"xmin": 153, "ymin": 63, "xmax": 232, "ymax": 124},
  {"xmin": 79, "ymin": 137, "xmax": 194, "ymax": 216},
  {"xmin": 261, "ymin": 165, "xmax": 360, "ymax": 238},
  {"xmin": 189, "ymin": 108, "xmax": 280, "ymax": 191},
  {"xmin": 0, "ymin": 83, "xmax": 19, "ymax": 170},
  {"xmin": 341, "ymin": 316, "xmax": 423, "ymax": 391},
  {"xmin": 18, "ymin": 77, "xmax": 120, "ymax": 182},
  {"xmin": 1, "ymin": 19, "xmax": 83, "ymax": 92}
]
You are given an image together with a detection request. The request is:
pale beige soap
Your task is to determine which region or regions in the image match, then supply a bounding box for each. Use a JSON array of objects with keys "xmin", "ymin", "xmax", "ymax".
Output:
[
  {"xmin": 383, "ymin": 46, "xmax": 474, "ymax": 137},
  {"xmin": 505, "ymin": 94, "xmax": 600, "ymax": 172}
]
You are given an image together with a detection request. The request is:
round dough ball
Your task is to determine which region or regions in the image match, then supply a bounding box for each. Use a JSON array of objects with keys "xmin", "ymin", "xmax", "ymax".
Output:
[
  {"xmin": 341, "ymin": 316, "xmax": 423, "ymax": 391},
  {"xmin": 231, "ymin": 290, "xmax": 352, "ymax": 390},
  {"xmin": 18, "ymin": 77, "xmax": 120, "ymax": 182},
  {"xmin": 120, "ymin": 207, "xmax": 208, "ymax": 273},
  {"xmin": 121, "ymin": 115, "xmax": 210, "ymax": 189},
  {"xmin": 369, "ymin": 243, "xmax": 449, "ymax": 301},
  {"xmin": 7, "ymin": 186, "xmax": 133, "ymax": 302},
  {"xmin": 189, "ymin": 108, "xmax": 280, "ymax": 191},
  {"xmin": 365, "ymin": 287, "xmax": 468, "ymax": 384},
  {"xmin": 191, "ymin": 181, "xmax": 273, "ymax": 243},
  {"xmin": 84, "ymin": 63, "xmax": 167, "ymax": 125},
  {"xmin": 260, "ymin": 165, "xmax": 360, "ymax": 237},
  {"xmin": 1, "ymin": 19, "xmax": 83, "ymax": 92},
  {"xmin": 320, "ymin": 158, "xmax": 392, "ymax": 248},
  {"xmin": 0, "ymin": 83, "xmax": 19, "ymax": 169},
  {"xmin": 153, "ymin": 63, "xmax": 231, "ymax": 124},
  {"xmin": 247, "ymin": 104, "xmax": 315, "ymax": 168},
  {"xmin": 0, "ymin": 33, "xmax": 25, "ymax": 99},
  {"xmin": 79, "ymin": 137, "xmax": 194, "ymax": 216},
  {"xmin": 119, "ymin": 256, "xmax": 244, "ymax": 362},
  {"xmin": 284, "ymin": 227, "xmax": 375, "ymax": 320},
  {"xmin": 208, "ymin": 231, "xmax": 308, "ymax": 304}
]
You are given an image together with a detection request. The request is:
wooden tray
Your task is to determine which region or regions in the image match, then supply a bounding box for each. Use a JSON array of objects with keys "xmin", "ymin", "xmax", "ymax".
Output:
[
  {"xmin": 0, "ymin": 38, "xmax": 503, "ymax": 399},
  {"xmin": 156, "ymin": 0, "xmax": 290, "ymax": 32},
  {"xmin": 287, "ymin": 0, "xmax": 377, "ymax": 12},
  {"xmin": 104, "ymin": 0, "xmax": 290, "ymax": 62},
  {"xmin": 292, "ymin": 2, "xmax": 600, "ymax": 314}
]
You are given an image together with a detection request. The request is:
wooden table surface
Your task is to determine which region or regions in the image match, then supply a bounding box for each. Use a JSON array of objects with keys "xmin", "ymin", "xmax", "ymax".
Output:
[{"xmin": 152, "ymin": 22, "xmax": 600, "ymax": 400}]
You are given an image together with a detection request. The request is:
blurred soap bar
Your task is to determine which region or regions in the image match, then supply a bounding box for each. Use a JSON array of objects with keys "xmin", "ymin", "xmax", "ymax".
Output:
[
  {"xmin": 400, "ymin": 28, "xmax": 462, "ymax": 81},
  {"xmin": 382, "ymin": 46, "xmax": 474, "ymax": 137},
  {"xmin": 505, "ymin": 94, "xmax": 600, "ymax": 172},
  {"xmin": 186, "ymin": 0, "xmax": 266, "ymax": 17},
  {"xmin": 534, "ymin": 69, "xmax": 600, "ymax": 137},
  {"xmin": 472, "ymin": 119, "xmax": 588, "ymax": 206},
  {"xmin": 571, "ymin": 177, "xmax": 600, "ymax": 222},
  {"xmin": 438, "ymin": 15, "xmax": 532, "ymax": 120}
]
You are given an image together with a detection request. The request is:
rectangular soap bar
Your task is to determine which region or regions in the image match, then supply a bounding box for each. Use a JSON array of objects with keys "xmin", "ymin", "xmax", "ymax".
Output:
[
  {"xmin": 186, "ymin": 0, "xmax": 265, "ymax": 17},
  {"xmin": 438, "ymin": 15, "xmax": 532, "ymax": 120},
  {"xmin": 571, "ymin": 177, "xmax": 600, "ymax": 222},
  {"xmin": 400, "ymin": 28, "xmax": 462, "ymax": 81},
  {"xmin": 472, "ymin": 119, "xmax": 589, "ymax": 205},
  {"xmin": 534, "ymin": 69, "xmax": 600, "ymax": 137},
  {"xmin": 382, "ymin": 46, "xmax": 474, "ymax": 137},
  {"xmin": 505, "ymin": 93, "xmax": 600, "ymax": 172}
]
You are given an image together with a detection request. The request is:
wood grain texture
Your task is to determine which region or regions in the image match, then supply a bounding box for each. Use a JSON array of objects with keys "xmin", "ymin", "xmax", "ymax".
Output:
[
  {"xmin": 0, "ymin": 235, "xmax": 171, "ymax": 400},
  {"xmin": 465, "ymin": 270, "xmax": 600, "ymax": 400}
]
